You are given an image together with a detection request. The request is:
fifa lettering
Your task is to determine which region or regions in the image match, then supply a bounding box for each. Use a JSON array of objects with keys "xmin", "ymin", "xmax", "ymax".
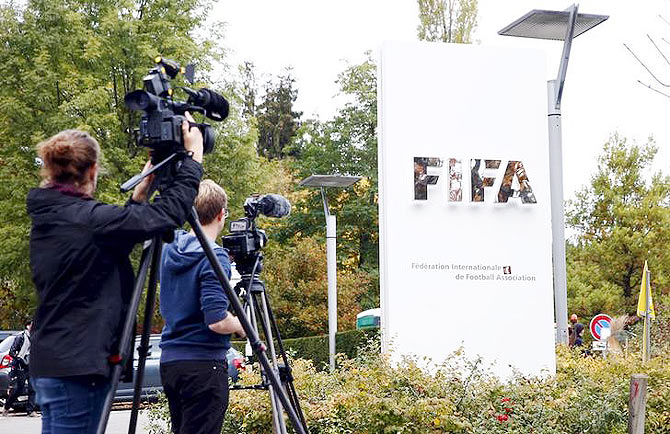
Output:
[{"xmin": 414, "ymin": 157, "xmax": 537, "ymax": 203}]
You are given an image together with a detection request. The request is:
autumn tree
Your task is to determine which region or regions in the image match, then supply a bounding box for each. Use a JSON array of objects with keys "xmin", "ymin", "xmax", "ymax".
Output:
[
  {"xmin": 262, "ymin": 236, "xmax": 370, "ymax": 338},
  {"xmin": 417, "ymin": 0, "xmax": 478, "ymax": 43},
  {"xmin": 566, "ymin": 134, "xmax": 670, "ymax": 316}
]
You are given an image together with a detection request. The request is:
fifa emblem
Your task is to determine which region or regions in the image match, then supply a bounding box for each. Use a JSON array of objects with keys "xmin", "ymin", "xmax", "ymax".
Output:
[{"xmin": 413, "ymin": 157, "xmax": 537, "ymax": 203}]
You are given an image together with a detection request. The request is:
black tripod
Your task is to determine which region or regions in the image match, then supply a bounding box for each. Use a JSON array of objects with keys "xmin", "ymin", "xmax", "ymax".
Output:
[
  {"xmin": 95, "ymin": 155, "xmax": 308, "ymax": 434},
  {"xmin": 230, "ymin": 253, "xmax": 307, "ymax": 434}
]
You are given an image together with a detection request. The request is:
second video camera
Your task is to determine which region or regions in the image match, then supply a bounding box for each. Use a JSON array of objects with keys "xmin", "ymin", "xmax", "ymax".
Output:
[{"xmin": 222, "ymin": 194, "xmax": 291, "ymax": 274}]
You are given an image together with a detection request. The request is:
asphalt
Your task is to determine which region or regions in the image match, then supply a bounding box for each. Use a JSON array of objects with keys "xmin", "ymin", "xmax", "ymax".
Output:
[{"xmin": 0, "ymin": 409, "xmax": 162, "ymax": 433}]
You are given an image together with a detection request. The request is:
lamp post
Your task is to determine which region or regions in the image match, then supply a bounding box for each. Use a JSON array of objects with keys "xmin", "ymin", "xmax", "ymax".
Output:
[
  {"xmin": 299, "ymin": 174, "xmax": 362, "ymax": 371},
  {"xmin": 498, "ymin": 5, "xmax": 608, "ymax": 345}
]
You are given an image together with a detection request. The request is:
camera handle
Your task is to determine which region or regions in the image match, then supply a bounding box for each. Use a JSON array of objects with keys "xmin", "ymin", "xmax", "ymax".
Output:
[{"xmin": 120, "ymin": 152, "xmax": 181, "ymax": 193}]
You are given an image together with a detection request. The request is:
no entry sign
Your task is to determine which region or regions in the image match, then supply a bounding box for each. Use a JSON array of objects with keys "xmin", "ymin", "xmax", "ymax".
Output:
[{"xmin": 589, "ymin": 314, "xmax": 612, "ymax": 340}]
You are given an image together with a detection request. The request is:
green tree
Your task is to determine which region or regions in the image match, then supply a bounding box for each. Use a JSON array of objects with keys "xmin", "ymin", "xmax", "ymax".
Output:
[
  {"xmin": 256, "ymin": 69, "xmax": 302, "ymax": 160},
  {"xmin": 417, "ymin": 0, "xmax": 478, "ymax": 43},
  {"xmin": 239, "ymin": 60, "xmax": 258, "ymax": 119},
  {"xmin": 566, "ymin": 134, "xmax": 670, "ymax": 316},
  {"xmin": 0, "ymin": 0, "xmax": 234, "ymax": 327},
  {"xmin": 288, "ymin": 54, "xmax": 378, "ymax": 273}
]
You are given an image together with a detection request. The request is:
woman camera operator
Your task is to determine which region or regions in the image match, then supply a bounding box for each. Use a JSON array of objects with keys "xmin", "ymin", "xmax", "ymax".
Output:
[{"xmin": 27, "ymin": 113, "xmax": 204, "ymax": 434}]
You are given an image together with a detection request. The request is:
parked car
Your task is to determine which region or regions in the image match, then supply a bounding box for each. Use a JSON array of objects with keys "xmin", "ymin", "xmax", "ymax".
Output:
[
  {"xmin": 0, "ymin": 335, "xmax": 17, "ymax": 399},
  {"xmin": 226, "ymin": 347, "xmax": 245, "ymax": 382},
  {"xmin": 115, "ymin": 335, "xmax": 245, "ymax": 401},
  {"xmin": 0, "ymin": 334, "xmax": 31, "ymax": 410},
  {"xmin": 114, "ymin": 334, "xmax": 163, "ymax": 402},
  {"xmin": 1, "ymin": 333, "xmax": 245, "ymax": 406},
  {"xmin": 0, "ymin": 331, "xmax": 20, "ymax": 341}
]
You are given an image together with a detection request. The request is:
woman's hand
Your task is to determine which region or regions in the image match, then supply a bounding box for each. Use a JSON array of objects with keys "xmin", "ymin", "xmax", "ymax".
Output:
[
  {"xmin": 183, "ymin": 111, "xmax": 204, "ymax": 163},
  {"xmin": 131, "ymin": 161, "xmax": 155, "ymax": 203}
]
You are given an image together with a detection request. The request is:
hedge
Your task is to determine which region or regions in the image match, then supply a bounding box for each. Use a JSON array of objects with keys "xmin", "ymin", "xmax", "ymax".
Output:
[{"xmin": 231, "ymin": 328, "xmax": 379, "ymax": 370}]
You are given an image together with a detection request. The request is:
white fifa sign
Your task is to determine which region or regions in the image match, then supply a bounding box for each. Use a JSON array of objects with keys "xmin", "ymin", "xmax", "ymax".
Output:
[{"xmin": 378, "ymin": 42, "xmax": 556, "ymax": 378}]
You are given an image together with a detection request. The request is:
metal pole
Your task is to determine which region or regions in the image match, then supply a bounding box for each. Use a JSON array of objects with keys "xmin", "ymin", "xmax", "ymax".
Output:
[
  {"xmin": 644, "ymin": 269, "xmax": 651, "ymax": 362},
  {"xmin": 326, "ymin": 214, "xmax": 337, "ymax": 371},
  {"xmin": 554, "ymin": 4, "xmax": 579, "ymax": 109},
  {"xmin": 548, "ymin": 80, "xmax": 569, "ymax": 346}
]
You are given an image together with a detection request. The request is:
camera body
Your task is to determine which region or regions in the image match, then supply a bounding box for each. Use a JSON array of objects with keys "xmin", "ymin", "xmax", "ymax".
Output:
[
  {"xmin": 221, "ymin": 194, "xmax": 291, "ymax": 275},
  {"xmin": 222, "ymin": 217, "xmax": 268, "ymax": 274},
  {"xmin": 125, "ymin": 57, "xmax": 227, "ymax": 156}
]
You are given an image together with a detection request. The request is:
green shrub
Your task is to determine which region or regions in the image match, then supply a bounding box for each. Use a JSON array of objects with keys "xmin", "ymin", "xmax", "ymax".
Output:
[{"xmin": 148, "ymin": 336, "xmax": 670, "ymax": 433}]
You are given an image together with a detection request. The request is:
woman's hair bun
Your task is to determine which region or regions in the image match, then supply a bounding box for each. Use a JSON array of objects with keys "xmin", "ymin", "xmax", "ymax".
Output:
[{"xmin": 37, "ymin": 130, "xmax": 100, "ymax": 185}]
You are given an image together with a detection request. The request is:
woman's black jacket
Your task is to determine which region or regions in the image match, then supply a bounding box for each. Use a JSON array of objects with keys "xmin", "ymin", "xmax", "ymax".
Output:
[{"xmin": 26, "ymin": 158, "xmax": 203, "ymax": 379}]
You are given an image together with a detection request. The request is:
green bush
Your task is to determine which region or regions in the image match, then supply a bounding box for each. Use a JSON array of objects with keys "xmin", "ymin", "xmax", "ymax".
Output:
[{"xmin": 148, "ymin": 334, "xmax": 670, "ymax": 433}]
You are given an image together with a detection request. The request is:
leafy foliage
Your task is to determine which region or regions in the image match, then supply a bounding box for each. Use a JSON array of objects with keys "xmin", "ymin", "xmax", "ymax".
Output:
[
  {"xmin": 417, "ymin": 0, "xmax": 478, "ymax": 43},
  {"xmin": 230, "ymin": 329, "xmax": 379, "ymax": 371},
  {"xmin": 286, "ymin": 54, "xmax": 379, "ymax": 273},
  {"xmin": 566, "ymin": 134, "xmax": 670, "ymax": 317},
  {"xmin": 148, "ymin": 332, "xmax": 670, "ymax": 433},
  {"xmin": 262, "ymin": 236, "xmax": 371, "ymax": 338},
  {"xmin": 255, "ymin": 69, "xmax": 302, "ymax": 160},
  {"xmin": 0, "ymin": 0, "xmax": 266, "ymax": 328}
]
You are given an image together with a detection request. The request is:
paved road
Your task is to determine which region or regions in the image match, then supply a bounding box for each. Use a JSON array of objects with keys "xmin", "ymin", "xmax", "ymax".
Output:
[{"xmin": 0, "ymin": 409, "xmax": 164, "ymax": 433}]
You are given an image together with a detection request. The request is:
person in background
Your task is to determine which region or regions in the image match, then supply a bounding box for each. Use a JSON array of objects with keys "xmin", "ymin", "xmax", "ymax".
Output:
[
  {"xmin": 568, "ymin": 313, "xmax": 582, "ymax": 347},
  {"xmin": 27, "ymin": 114, "xmax": 204, "ymax": 434},
  {"xmin": 2, "ymin": 320, "xmax": 36, "ymax": 417},
  {"xmin": 573, "ymin": 323, "xmax": 585, "ymax": 347},
  {"xmin": 159, "ymin": 179, "xmax": 246, "ymax": 434}
]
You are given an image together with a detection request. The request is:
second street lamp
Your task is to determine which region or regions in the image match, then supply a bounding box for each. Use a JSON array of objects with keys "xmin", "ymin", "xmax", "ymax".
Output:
[{"xmin": 299, "ymin": 174, "xmax": 362, "ymax": 371}]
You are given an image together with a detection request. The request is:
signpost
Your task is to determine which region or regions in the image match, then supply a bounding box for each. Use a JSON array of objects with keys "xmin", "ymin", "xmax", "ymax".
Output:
[{"xmin": 589, "ymin": 314, "xmax": 612, "ymax": 341}]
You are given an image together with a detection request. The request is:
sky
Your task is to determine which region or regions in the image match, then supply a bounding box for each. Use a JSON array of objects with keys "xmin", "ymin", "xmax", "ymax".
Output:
[{"xmin": 213, "ymin": 0, "xmax": 670, "ymax": 200}]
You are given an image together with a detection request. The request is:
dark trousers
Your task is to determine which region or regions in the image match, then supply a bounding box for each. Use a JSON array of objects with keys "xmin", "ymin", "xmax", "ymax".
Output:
[
  {"xmin": 5, "ymin": 368, "xmax": 36, "ymax": 413},
  {"xmin": 160, "ymin": 360, "xmax": 229, "ymax": 434}
]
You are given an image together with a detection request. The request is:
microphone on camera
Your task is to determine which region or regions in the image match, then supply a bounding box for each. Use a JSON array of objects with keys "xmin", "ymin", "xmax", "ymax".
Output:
[
  {"xmin": 257, "ymin": 194, "xmax": 291, "ymax": 218},
  {"xmin": 186, "ymin": 88, "xmax": 230, "ymax": 121}
]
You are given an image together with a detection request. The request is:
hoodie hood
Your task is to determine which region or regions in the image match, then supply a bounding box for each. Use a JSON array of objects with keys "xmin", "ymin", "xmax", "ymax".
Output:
[{"xmin": 162, "ymin": 230, "xmax": 223, "ymax": 274}]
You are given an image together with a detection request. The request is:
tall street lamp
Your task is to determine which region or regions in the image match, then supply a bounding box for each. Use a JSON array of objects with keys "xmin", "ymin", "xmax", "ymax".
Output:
[
  {"xmin": 498, "ymin": 4, "xmax": 608, "ymax": 345},
  {"xmin": 299, "ymin": 174, "xmax": 362, "ymax": 371}
]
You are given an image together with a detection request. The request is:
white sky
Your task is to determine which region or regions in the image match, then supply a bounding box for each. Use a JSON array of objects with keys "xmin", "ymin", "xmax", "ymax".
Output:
[{"xmin": 214, "ymin": 0, "xmax": 670, "ymax": 200}]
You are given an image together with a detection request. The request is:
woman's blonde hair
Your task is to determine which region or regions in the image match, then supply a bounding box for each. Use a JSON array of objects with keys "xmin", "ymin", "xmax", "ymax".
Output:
[{"xmin": 194, "ymin": 179, "xmax": 228, "ymax": 225}]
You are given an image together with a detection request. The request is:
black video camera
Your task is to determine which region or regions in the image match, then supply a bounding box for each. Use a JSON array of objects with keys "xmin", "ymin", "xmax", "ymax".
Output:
[
  {"xmin": 221, "ymin": 194, "xmax": 291, "ymax": 275},
  {"xmin": 124, "ymin": 56, "xmax": 229, "ymax": 156}
]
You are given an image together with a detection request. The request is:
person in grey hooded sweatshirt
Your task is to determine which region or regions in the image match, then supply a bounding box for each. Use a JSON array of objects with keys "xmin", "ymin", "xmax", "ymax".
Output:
[{"xmin": 159, "ymin": 179, "xmax": 245, "ymax": 434}]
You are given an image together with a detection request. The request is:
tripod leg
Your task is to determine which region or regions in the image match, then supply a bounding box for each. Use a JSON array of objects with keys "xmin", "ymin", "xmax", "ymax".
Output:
[
  {"xmin": 262, "ymin": 291, "xmax": 308, "ymax": 429},
  {"xmin": 252, "ymin": 293, "xmax": 287, "ymax": 434},
  {"xmin": 96, "ymin": 238, "xmax": 157, "ymax": 434},
  {"xmin": 128, "ymin": 236, "xmax": 163, "ymax": 434}
]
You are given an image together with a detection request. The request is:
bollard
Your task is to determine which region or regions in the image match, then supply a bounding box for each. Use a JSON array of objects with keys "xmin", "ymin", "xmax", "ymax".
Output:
[{"xmin": 628, "ymin": 374, "xmax": 648, "ymax": 434}]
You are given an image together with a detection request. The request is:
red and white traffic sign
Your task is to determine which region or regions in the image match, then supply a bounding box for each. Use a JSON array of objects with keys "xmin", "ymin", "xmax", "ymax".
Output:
[{"xmin": 589, "ymin": 314, "xmax": 612, "ymax": 340}]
